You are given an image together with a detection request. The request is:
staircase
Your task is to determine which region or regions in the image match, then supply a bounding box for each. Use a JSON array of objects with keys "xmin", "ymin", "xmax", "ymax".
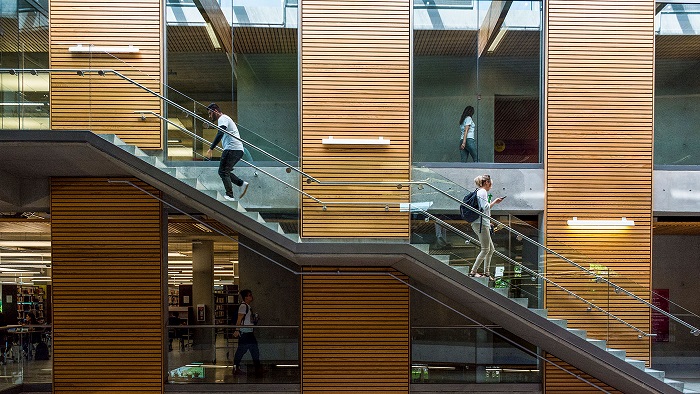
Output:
[
  {"xmin": 100, "ymin": 132, "xmax": 696, "ymax": 393},
  {"xmin": 416, "ymin": 242, "xmax": 698, "ymax": 393}
]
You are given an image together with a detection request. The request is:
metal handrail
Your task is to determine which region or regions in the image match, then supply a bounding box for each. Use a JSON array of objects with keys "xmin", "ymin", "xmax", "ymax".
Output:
[
  {"xmin": 420, "ymin": 210, "xmax": 653, "ymax": 337},
  {"xmin": 5, "ymin": 67, "xmax": 697, "ymax": 337},
  {"xmin": 0, "ymin": 68, "xmax": 321, "ymax": 184}
]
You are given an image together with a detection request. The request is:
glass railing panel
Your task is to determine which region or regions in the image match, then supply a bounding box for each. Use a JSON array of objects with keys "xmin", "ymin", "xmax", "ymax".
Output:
[
  {"xmin": 410, "ymin": 167, "xmax": 700, "ymax": 342},
  {"xmin": 0, "ymin": 0, "xmax": 49, "ymax": 131},
  {"xmin": 411, "ymin": 327, "xmax": 539, "ymax": 384},
  {"xmin": 0, "ymin": 324, "xmax": 50, "ymax": 386},
  {"xmin": 166, "ymin": 326, "xmax": 299, "ymax": 384}
]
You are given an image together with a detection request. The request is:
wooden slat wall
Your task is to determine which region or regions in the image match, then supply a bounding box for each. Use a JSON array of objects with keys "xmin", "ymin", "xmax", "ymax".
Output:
[
  {"xmin": 49, "ymin": 0, "xmax": 163, "ymax": 149},
  {"xmin": 51, "ymin": 178, "xmax": 163, "ymax": 393},
  {"xmin": 544, "ymin": 1, "xmax": 654, "ymax": 392},
  {"xmin": 300, "ymin": 0, "xmax": 411, "ymax": 238},
  {"xmin": 301, "ymin": 267, "xmax": 409, "ymax": 392}
]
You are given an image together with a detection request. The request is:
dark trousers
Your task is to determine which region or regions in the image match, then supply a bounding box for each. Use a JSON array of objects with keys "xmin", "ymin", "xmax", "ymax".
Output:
[
  {"xmin": 234, "ymin": 332, "xmax": 261, "ymax": 368},
  {"xmin": 218, "ymin": 149, "xmax": 244, "ymax": 197}
]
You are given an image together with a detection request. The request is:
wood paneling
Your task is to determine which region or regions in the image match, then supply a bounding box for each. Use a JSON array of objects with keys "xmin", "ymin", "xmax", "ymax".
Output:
[
  {"xmin": 301, "ymin": 267, "xmax": 409, "ymax": 392},
  {"xmin": 300, "ymin": 0, "xmax": 411, "ymax": 238},
  {"xmin": 51, "ymin": 178, "xmax": 163, "ymax": 393},
  {"xmin": 544, "ymin": 1, "xmax": 654, "ymax": 392},
  {"xmin": 49, "ymin": 0, "xmax": 163, "ymax": 149}
]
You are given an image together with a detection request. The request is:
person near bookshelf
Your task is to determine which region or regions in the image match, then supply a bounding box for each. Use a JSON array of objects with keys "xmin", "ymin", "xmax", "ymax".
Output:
[{"xmin": 232, "ymin": 289, "xmax": 262, "ymax": 376}]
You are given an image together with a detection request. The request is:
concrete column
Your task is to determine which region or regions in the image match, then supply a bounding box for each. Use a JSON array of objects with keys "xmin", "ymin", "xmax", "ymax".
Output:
[{"xmin": 192, "ymin": 240, "xmax": 214, "ymax": 353}]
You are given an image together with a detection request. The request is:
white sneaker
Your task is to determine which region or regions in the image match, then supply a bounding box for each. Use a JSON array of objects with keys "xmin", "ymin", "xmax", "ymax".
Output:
[
  {"xmin": 223, "ymin": 195, "xmax": 236, "ymax": 201},
  {"xmin": 238, "ymin": 181, "xmax": 249, "ymax": 199}
]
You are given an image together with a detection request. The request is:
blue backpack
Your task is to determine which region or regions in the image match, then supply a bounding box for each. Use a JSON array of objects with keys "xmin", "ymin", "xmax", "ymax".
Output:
[{"xmin": 459, "ymin": 188, "xmax": 482, "ymax": 223}]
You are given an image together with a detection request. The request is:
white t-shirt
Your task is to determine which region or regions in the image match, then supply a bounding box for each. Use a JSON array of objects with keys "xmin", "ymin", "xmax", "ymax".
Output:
[
  {"xmin": 218, "ymin": 114, "xmax": 244, "ymax": 151},
  {"xmin": 237, "ymin": 303, "xmax": 253, "ymax": 333},
  {"xmin": 476, "ymin": 188, "xmax": 490, "ymax": 227},
  {"xmin": 460, "ymin": 116, "xmax": 476, "ymax": 140}
]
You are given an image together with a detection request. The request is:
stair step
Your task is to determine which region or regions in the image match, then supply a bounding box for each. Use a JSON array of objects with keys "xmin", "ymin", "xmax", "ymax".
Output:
[
  {"xmin": 139, "ymin": 156, "xmax": 167, "ymax": 168},
  {"xmin": 196, "ymin": 189, "xmax": 218, "ymax": 199},
  {"xmin": 625, "ymin": 358, "xmax": 646, "ymax": 370},
  {"xmin": 547, "ymin": 318, "xmax": 567, "ymax": 328},
  {"xmin": 606, "ymin": 348, "xmax": 626, "ymax": 360},
  {"xmin": 683, "ymin": 389, "xmax": 700, "ymax": 394},
  {"xmin": 160, "ymin": 167, "xmax": 183, "ymax": 178},
  {"xmin": 469, "ymin": 276, "xmax": 490, "ymax": 286},
  {"xmin": 178, "ymin": 178, "xmax": 204, "ymax": 189},
  {"xmin": 530, "ymin": 308, "xmax": 548, "ymax": 318},
  {"xmin": 453, "ymin": 266, "xmax": 470, "ymax": 276},
  {"xmin": 284, "ymin": 233, "xmax": 301, "ymax": 243},
  {"xmin": 510, "ymin": 297, "xmax": 529, "ymax": 308},
  {"xmin": 492, "ymin": 287, "xmax": 509, "ymax": 297},
  {"xmin": 243, "ymin": 211, "xmax": 265, "ymax": 224},
  {"xmin": 433, "ymin": 255, "xmax": 450, "ymax": 264},
  {"xmin": 215, "ymin": 192, "xmax": 243, "ymax": 210},
  {"xmin": 566, "ymin": 328, "xmax": 587, "ymax": 338},
  {"xmin": 585, "ymin": 338, "xmax": 606, "ymax": 349},
  {"xmin": 100, "ymin": 134, "xmax": 126, "ymax": 145},
  {"xmin": 119, "ymin": 144, "xmax": 148, "ymax": 156},
  {"xmin": 264, "ymin": 222, "xmax": 284, "ymax": 234},
  {"xmin": 643, "ymin": 368, "xmax": 665, "ymax": 380},
  {"xmin": 413, "ymin": 244, "xmax": 430, "ymax": 254},
  {"xmin": 664, "ymin": 378, "xmax": 685, "ymax": 391}
]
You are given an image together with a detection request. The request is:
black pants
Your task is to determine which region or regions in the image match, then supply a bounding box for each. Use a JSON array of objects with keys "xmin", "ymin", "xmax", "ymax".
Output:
[
  {"xmin": 233, "ymin": 332, "xmax": 260, "ymax": 368},
  {"xmin": 218, "ymin": 149, "xmax": 244, "ymax": 197}
]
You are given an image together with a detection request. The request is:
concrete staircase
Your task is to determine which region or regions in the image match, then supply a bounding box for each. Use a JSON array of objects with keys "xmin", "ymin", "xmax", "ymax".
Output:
[
  {"xmin": 415, "ymin": 243, "xmax": 698, "ymax": 393},
  {"xmin": 100, "ymin": 134, "xmax": 301, "ymax": 243},
  {"xmin": 101, "ymin": 133, "xmax": 695, "ymax": 393}
]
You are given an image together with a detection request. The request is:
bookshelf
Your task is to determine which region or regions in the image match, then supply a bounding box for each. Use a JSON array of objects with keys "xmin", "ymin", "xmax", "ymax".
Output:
[
  {"xmin": 214, "ymin": 285, "xmax": 239, "ymax": 338},
  {"xmin": 17, "ymin": 285, "xmax": 46, "ymax": 323}
]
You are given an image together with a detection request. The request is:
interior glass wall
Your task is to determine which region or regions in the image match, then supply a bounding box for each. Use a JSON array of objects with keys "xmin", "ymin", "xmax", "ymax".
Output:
[
  {"xmin": 413, "ymin": 0, "xmax": 542, "ymax": 164},
  {"xmin": 166, "ymin": 215, "xmax": 300, "ymax": 384},
  {"xmin": 165, "ymin": 0, "xmax": 298, "ymax": 162},
  {"xmin": 0, "ymin": 0, "xmax": 50, "ymax": 130},
  {"xmin": 655, "ymin": 3, "xmax": 700, "ymax": 165}
]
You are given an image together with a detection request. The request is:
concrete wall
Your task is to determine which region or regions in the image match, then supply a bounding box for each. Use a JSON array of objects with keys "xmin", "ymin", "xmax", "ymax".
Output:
[{"xmin": 236, "ymin": 53, "xmax": 299, "ymax": 161}]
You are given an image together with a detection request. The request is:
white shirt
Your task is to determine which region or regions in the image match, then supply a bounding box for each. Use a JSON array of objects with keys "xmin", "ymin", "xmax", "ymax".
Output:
[
  {"xmin": 218, "ymin": 114, "xmax": 244, "ymax": 151},
  {"xmin": 476, "ymin": 188, "xmax": 490, "ymax": 227},
  {"xmin": 460, "ymin": 116, "xmax": 476, "ymax": 140},
  {"xmin": 237, "ymin": 302, "xmax": 253, "ymax": 333}
]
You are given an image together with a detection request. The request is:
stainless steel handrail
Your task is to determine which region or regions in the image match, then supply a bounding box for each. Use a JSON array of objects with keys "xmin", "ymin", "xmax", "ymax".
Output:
[
  {"xmin": 0, "ymin": 68, "xmax": 321, "ymax": 184},
  {"xmin": 420, "ymin": 210, "xmax": 653, "ymax": 338},
  {"xmin": 6, "ymin": 67, "xmax": 697, "ymax": 337}
]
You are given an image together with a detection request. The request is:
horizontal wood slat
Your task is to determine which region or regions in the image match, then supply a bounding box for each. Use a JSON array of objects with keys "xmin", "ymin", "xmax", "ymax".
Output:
[
  {"xmin": 50, "ymin": 0, "xmax": 163, "ymax": 149},
  {"xmin": 301, "ymin": 268, "xmax": 409, "ymax": 392},
  {"xmin": 544, "ymin": 1, "xmax": 654, "ymax": 392},
  {"xmin": 51, "ymin": 178, "xmax": 163, "ymax": 394},
  {"xmin": 300, "ymin": 0, "xmax": 411, "ymax": 238}
]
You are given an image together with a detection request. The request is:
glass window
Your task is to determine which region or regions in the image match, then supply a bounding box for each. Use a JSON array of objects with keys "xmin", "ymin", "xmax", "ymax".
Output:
[
  {"xmin": 654, "ymin": 3, "xmax": 700, "ymax": 165},
  {"xmin": 413, "ymin": 0, "xmax": 542, "ymax": 164}
]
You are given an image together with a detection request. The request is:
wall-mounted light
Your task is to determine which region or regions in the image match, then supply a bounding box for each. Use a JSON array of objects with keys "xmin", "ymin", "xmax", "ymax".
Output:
[
  {"xmin": 567, "ymin": 217, "xmax": 635, "ymax": 227},
  {"xmin": 69, "ymin": 44, "xmax": 140, "ymax": 54}
]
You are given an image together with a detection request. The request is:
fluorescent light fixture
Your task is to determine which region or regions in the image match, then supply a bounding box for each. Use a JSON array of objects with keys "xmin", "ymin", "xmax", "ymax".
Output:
[
  {"xmin": 167, "ymin": 252, "xmax": 188, "ymax": 257},
  {"xmin": 0, "ymin": 102, "xmax": 47, "ymax": 106},
  {"xmin": 0, "ymin": 252, "xmax": 51, "ymax": 257},
  {"xmin": 69, "ymin": 44, "xmax": 140, "ymax": 53},
  {"xmin": 205, "ymin": 23, "xmax": 221, "ymax": 50},
  {"xmin": 322, "ymin": 136, "xmax": 390, "ymax": 145},
  {"xmin": 0, "ymin": 241, "xmax": 51, "ymax": 247},
  {"xmin": 487, "ymin": 28, "xmax": 507, "ymax": 53},
  {"xmin": 567, "ymin": 217, "xmax": 635, "ymax": 227}
]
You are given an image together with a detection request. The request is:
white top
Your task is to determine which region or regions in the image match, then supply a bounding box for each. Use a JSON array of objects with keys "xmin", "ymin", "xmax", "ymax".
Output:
[
  {"xmin": 460, "ymin": 116, "xmax": 476, "ymax": 140},
  {"xmin": 476, "ymin": 188, "xmax": 490, "ymax": 227},
  {"xmin": 237, "ymin": 303, "xmax": 253, "ymax": 333},
  {"xmin": 218, "ymin": 114, "xmax": 244, "ymax": 151}
]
